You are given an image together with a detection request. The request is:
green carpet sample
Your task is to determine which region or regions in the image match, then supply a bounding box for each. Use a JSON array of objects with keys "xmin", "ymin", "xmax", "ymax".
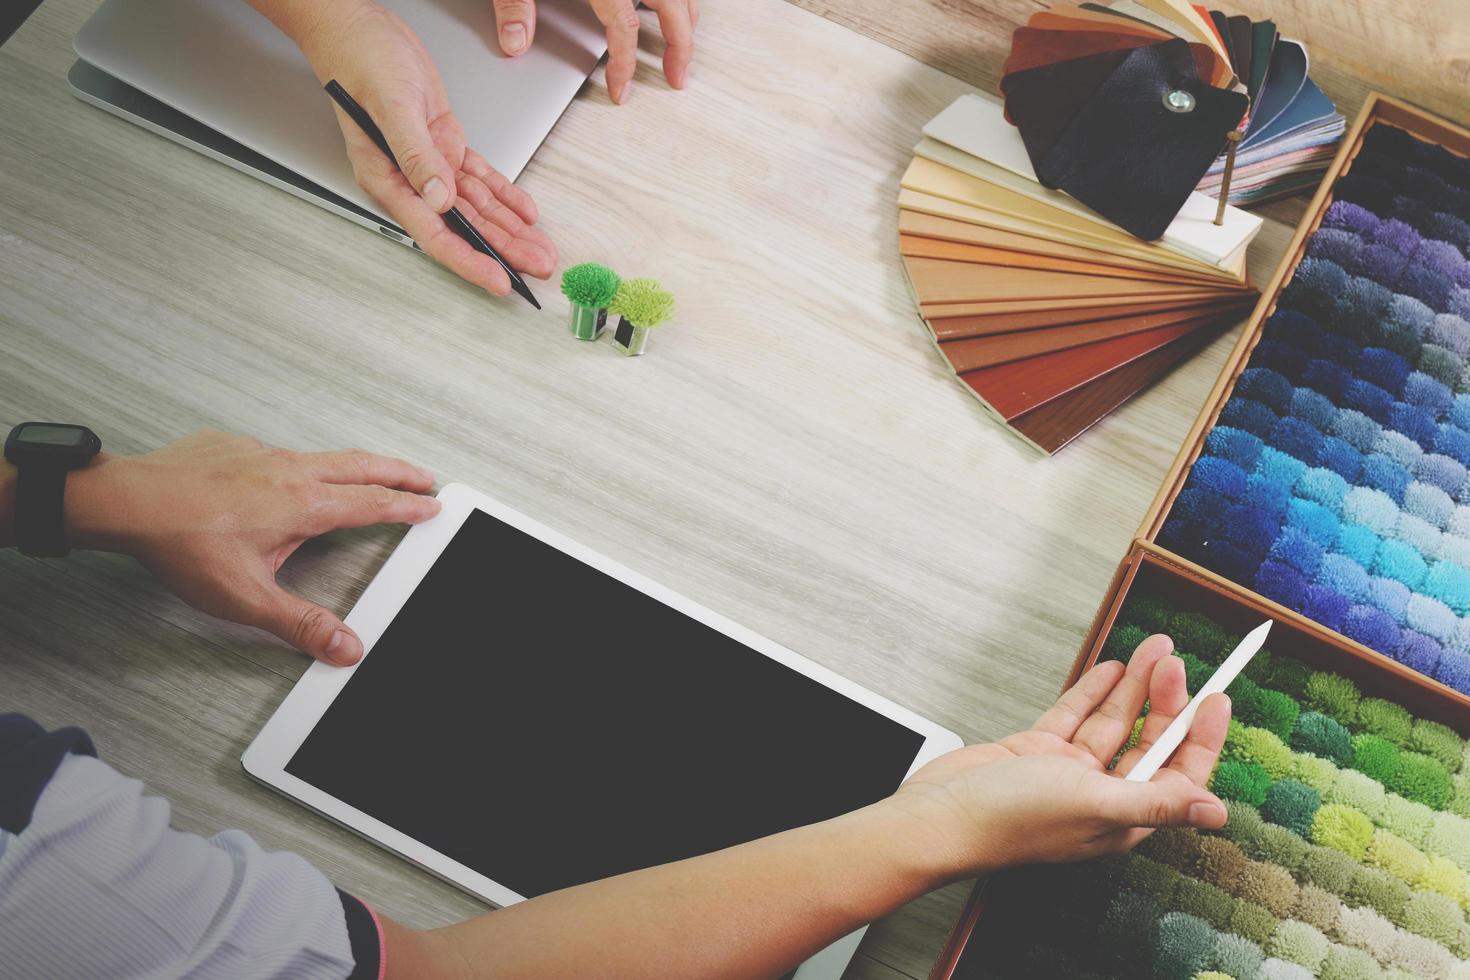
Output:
[
  {"xmin": 1303, "ymin": 672, "xmax": 1361, "ymax": 727},
  {"xmin": 1291, "ymin": 712, "xmax": 1354, "ymax": 766},
  {"xmin": 1312, "ymin": 804, "xmax": 1376, "ymax": 859},
  {"xmin": 1261, "ymin": 779, "xmax": 1321, "ymax": 838},
  {"xmin": 1351, "ymin": 734, "xmax": 1402, "ymax": 784},
  {"xmin": 1213, "ymin": 760, "xmax": 1272, "ymax": 806},
  {"xmin": 975, "ymin": 588, "xmax": 1470, "ymax": 976}
]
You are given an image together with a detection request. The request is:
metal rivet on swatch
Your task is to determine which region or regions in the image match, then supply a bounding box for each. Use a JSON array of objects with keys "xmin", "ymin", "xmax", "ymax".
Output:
[{"xmin": 1163, "ymin": 89, "xmax": 1196, "ymax": 113}]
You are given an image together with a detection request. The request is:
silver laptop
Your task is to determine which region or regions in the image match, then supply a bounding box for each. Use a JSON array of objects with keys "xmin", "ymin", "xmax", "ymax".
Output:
[{"xmin": 70, "ymin": 0, "xmax": 607, "ymax": 245}]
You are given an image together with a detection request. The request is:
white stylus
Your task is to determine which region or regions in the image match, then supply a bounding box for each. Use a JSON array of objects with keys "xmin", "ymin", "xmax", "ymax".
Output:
[{"xmin": 1125, "ymin": 619, "xmax": 1273, "ymax": 782}]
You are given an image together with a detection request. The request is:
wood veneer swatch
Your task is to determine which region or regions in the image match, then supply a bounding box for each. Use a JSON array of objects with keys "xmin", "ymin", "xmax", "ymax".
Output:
[
  {"xmin": 917, "ymin": 288, "xmax": 1230, "ymax": 320},
  {"xmin": 926, "ymin": 295, "xmax": 1246, "ymax": 340},
  {"xmin": 961, "ymin": 315, "xmax": 1213, "ymax": 419},
  {"xmin": 901, "ymin": 157, "xmax": 1255, "ymax": 273},
  {"xmin": 899, "ymin": 209, "xmax": 1241, "ymax": 284},
  {"xmin": 898, "ymin": 189, "xmax": 1246, "ymax": 279},
  {"xmin": 904, "ymin": 254, "xmax": 1239, "ymax": 305},
  {"xmin": 898, "ymin": 233, "xmax": 1239, "ymax": 288},
  {"xmin": 1012, "ymin": 323, "xmax": 1226, "ymax": 453},
  {"xmin": 937, "ymin": 299, "xmax": 1251, "ymax": 371}
]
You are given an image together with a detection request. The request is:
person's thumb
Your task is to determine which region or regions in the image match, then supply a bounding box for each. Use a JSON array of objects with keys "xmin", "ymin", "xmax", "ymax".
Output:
[
  {"xmin": 250, "ymin": 581, "xmax": 363, "ymax": 667},
  {"xmin": 1095, "ymin": 776, "xmax": 1228, "ymax": 831},
  {"xmin": 493, "ymin": 0, "xmax": 538, "ymax": 56},
  {"xmin": 378, "ymin": 105, "xmax": 457, "ymax": 213}
]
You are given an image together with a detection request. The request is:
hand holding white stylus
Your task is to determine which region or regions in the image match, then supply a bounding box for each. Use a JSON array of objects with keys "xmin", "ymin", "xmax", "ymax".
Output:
[{"xmin": 1126, "ymin": 619, "xmax": 1273, "ymax": 782}]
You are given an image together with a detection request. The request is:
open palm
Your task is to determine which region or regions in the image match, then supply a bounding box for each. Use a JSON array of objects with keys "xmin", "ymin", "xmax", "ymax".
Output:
[
  {"xmin": 895, "ymin": 635, "xmax": 1231, "ymax": 878},
  {"xmin": 295, "ymin": 3, "xmax": 558, "ymax": 296}
]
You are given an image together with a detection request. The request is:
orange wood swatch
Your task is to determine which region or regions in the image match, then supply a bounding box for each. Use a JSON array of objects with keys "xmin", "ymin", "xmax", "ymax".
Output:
[
  {"xmin": 897, "ymin": 209, "xmax": 1243, "ymax": 284},
  {"xmin": 904, "ymin": 256, "xmax": 1230, "ymax": 306},
  {"xmin": 961, "ymin": 316, "xmax": 1213, "ymax": 419},
  {"xmin": 1011, "ymin": 316, "xmax": 1229, "ymax": 453},
  {"xmin": 917, "ymin": 288, "xmax": 1230, "ymax": 320},
  {"xmin": 899, "ymin": 234, "xmax": 1251, "ymax": 290},
  {"xmin": 938, "ymin": 299, "xmax": 1252, "ymax": 372},
  {"xmin": 925, "ymin": 295, "xmax": 1247, "ymax": 340}
]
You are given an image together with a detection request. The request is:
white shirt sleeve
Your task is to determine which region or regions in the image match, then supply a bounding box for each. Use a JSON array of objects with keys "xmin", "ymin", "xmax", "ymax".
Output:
[{"xmin": 0, "ymin": 753, "xmax": 381, "ymax": 980}]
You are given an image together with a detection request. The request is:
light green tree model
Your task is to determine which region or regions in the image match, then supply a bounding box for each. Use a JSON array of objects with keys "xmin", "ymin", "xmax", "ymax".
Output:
[
  {"xmin": 560, "ymin": 263, "xmax": 620, "ymax": 340},
  {"xmin": 608, "ymin": 278, "xmax": 676, "ymax": 356}
]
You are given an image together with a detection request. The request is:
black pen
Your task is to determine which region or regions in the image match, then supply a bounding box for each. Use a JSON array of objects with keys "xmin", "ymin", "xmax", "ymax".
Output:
[{"xmin": 324, "ymin": 80, "xmax": 540, "ymax": 310}]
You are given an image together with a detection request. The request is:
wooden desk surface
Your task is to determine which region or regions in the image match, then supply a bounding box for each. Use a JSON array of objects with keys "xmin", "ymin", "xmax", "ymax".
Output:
[{"xmin": 0, "ymin": 0, "xmax": 1338, "ymax": 976}]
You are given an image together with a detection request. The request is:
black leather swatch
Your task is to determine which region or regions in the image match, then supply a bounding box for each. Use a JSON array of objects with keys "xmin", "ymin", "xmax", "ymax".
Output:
[
  {"xmin": 1001, "ymin": 47, "xmax": 1135, "ymax": 166},
  {"xmin": 1032, "ymin": 39, "xmax": 1248, "ymax": 240}
]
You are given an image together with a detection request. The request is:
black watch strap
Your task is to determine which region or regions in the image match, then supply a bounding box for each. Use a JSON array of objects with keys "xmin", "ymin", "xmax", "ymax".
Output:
[{"xmin": 15, "ymin": 464, "xmax": 70, "ymax": 558}]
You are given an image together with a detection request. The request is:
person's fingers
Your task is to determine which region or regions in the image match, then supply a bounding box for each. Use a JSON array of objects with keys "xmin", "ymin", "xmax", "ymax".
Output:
[
  {"xmin": 246, "ymin": 579, "xmax": 362, "ymax": 666},
  {"xmin": 590, "ymin": 0, "xmax": 641, "ymax": 104},
  {"xmin": 492, "ymin": 0, "xmax": 537, "ymax": 55},
  {"xmin": 300, "ymin": 449, "xmax": 436, "ymax": 492},
  {"xmin": 462, "ymin": 149, "xmax": 539, "ymax": 225},
  {"xmin": 644, "ymin": 0, "xmax": 694, "ymax": 89},
  {"xmin": 1087, "ymin": 771, "xmax": 1228, "ymax": 832},
  {"xmin": 310, "ymin": 484, "xmax": 442, "ymax": 533},
  {"xmin": 1031, "ymin": 659, "xmax": 1126, "ymax": 741},
  {"xmin": 1113, "ymin": 655, "xmax": 1189, "ymax": 774},
  {"xmin": 455, "ymin": 176, "xmax": 559, "ymax": 279},
  {"xmin": 358, "ymin": 166, "xmax": 515, "ymax": 294},
  {"xmin": 1071, "ymin": 634, "xmax": 1174, "ymax": 763},
  {"xmin": 1159, "ymin": 692, "xmax": 1233, "ymax": 786},
  {"xmin": 344, "ymin": 100, "xmax": 456, "ymax": 214}
]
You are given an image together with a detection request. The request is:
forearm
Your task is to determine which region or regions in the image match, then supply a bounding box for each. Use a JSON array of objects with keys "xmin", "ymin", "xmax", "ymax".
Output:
[
  {"xmin": 389, "ymin": 798, "xmax": 958, "ymax": 980},
  {"xmin": 245, "ymin": 0, "xmax": 368, "ymax": 49}
]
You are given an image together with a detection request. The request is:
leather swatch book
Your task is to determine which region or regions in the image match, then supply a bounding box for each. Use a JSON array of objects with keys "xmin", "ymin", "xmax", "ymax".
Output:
[
  {"xmin": 1001, "ymin": 2, "xmax": 1343, "ymax": 212},
  {"xmin": 897, "ymin": 90, "xmax": 1258, "ymax": 455},
  {"xmin": 919, "ymin": 95, "xmax": 1262, "ymax": 268}
]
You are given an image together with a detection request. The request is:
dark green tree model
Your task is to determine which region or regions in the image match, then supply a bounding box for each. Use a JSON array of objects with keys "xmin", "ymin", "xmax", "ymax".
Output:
[{"xmin": 561, "ymin": 263, "xmax": 620, "ymax": 340}]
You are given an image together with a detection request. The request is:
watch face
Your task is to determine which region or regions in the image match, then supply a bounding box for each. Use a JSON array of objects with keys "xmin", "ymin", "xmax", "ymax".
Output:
[
  {"xmin": 18, "ymin": 423, "xmax": 90, "ymax": 448},
  {"xmin": 6, "ymin": 423, "xmax": 100, "ymax": 464}
]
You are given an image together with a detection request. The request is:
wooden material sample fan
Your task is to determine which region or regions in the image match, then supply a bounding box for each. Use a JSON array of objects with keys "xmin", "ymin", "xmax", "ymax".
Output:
[{"xmin": 899, "ymin": 93, "xmax": 1262, "ymax": 454}]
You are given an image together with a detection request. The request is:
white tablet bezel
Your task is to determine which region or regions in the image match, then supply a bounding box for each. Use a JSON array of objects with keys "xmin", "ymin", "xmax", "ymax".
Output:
[{"xmin": 244, "ymin": 482, "xmax": 963, "ymax": 950}]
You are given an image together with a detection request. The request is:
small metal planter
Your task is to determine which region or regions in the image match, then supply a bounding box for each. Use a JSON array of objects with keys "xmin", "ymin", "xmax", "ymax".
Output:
[
  {"xmin": 610, "ymin": 316, "xmax": 651, "ymax": 356},
  {"xmin": 569, "ymin": 302, "xmax": 608, "ymax": 340}
]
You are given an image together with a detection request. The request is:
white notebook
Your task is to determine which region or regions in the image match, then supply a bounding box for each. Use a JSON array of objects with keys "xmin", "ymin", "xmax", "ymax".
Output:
[{"xmin": 919, "ymin": 94, "xmax": 1262, "ymax": 269}]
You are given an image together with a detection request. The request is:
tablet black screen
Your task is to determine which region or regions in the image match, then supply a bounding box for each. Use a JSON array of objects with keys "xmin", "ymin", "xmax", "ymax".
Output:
[{"xmin": 287, "ymin": 508, "xmax": 928, "ymax": 898}]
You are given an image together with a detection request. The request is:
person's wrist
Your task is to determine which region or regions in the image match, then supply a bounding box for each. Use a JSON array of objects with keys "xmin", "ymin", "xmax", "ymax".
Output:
[
  {"xmin": 251, "ymin": 0, "xmax": 374, "ymax": 61},
  {"xmin": 866, "ymin": 791, "xmax": 989, "ymax": 890},
  {"xmin": 64, "ymin": 455, "xmax": 138, "ymax": 553}
]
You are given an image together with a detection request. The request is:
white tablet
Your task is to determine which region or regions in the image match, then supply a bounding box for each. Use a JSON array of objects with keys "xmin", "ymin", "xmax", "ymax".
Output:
[{"xmin": 244, "ymin": 483, "xmax": 962, "ymax": 979}]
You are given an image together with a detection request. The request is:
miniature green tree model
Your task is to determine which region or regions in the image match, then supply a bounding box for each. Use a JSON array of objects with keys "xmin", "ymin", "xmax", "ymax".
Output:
[
  {"xmin": 608, "ymin": 278, "xmax": 675, "ymax": 356},
  {"xmin": 560, "ymin": 263, "xmax": 620, "ymax": 340}
]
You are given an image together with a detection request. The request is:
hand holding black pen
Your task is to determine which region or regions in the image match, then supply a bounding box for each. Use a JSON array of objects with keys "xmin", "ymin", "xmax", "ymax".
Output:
[{"xmin": 321, "ymin": 78, "xmax": 554, "ymax": 307}]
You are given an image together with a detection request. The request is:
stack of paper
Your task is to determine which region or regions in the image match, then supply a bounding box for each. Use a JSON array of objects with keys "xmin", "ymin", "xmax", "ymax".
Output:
[
  {"xmin": 899, "ymin": 94, "xmax": 1262, "ymax": 454},
  {"xmin": 1195, "ymin": 36, "xmax": 1345, "ymax": 205}
]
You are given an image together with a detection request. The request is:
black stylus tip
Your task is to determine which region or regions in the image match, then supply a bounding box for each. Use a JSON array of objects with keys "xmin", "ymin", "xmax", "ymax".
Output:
[{"xmin": 513, "ymin": 278, "xmax": 542, "ymax": 309}]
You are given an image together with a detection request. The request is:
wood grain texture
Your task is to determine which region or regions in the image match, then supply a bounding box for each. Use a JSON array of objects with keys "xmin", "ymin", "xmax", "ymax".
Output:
[
  {"xmin": 903, "ymin": 254, "xmax": 1233, "ymax": 304},
  {"xmin": 899, "ymin": 209, "xmax": 1240, "ymax": 282},
  {"xmin": 937, "ymin": 301, "xmax": 1253, "ymax": 372},
  {"xmin": 899, "ymin": 233, "xmax": 1231, "ymax": 286},
  {"xmin": 1, "ymin": 0, "xmax": 1301, "ymax": 978},
  {"xmin": 960, "ymin": 317, "xmax": 1213, "ymax": 419},
  {"xmin": 1011, "ymin": 320, "xmax": 1231, "ymax": 453},
  {"xmin": 926, "ymin": 295, "xmax": 1248, "ymax": 340}
]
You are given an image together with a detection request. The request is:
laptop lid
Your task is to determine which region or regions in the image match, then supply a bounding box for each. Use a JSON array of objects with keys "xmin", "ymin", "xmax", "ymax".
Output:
[{"xmin": 73, "ymin": 0, "xmax": 607, "ymax": 224}]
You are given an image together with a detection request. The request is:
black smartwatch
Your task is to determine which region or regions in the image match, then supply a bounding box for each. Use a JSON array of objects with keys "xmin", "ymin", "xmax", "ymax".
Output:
[{"xmin": 4, "ymin": 422, "xmax": 102, "ymax": 558}]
